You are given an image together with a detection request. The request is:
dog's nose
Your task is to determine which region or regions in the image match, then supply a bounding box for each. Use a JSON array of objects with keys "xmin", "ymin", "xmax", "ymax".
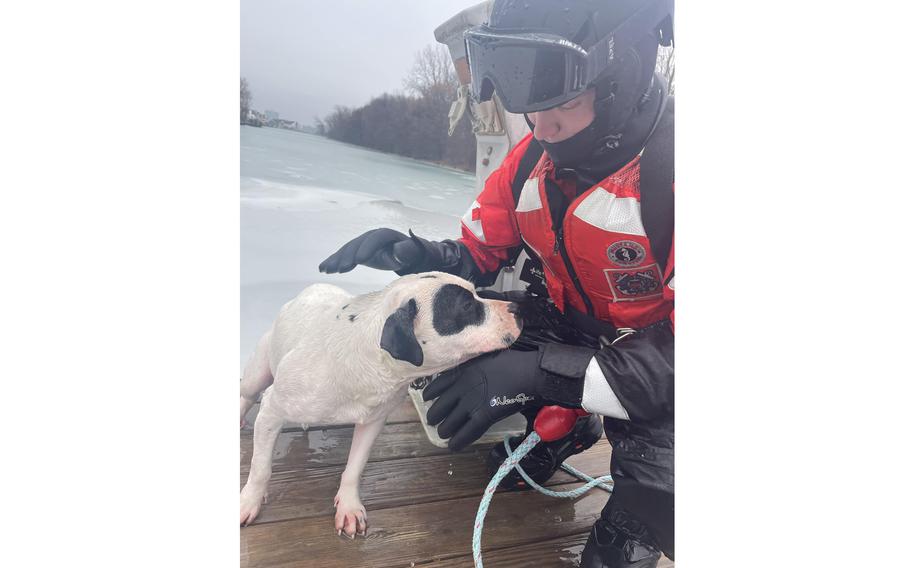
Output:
[{"xmin": 507, "ymin": 302, "xmax": 520, "ymax": 314}]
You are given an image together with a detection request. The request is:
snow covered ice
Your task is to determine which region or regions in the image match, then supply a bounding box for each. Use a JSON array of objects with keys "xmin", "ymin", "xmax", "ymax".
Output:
[{"xmin": 240, "ymin": 126, "xmax": 478, "ymax": 370}]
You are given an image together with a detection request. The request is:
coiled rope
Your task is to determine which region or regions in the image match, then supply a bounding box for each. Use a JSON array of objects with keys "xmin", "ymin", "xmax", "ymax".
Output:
[{"xmin": 471, "ymin": 432, "xmax": 614, "ymax": 567}]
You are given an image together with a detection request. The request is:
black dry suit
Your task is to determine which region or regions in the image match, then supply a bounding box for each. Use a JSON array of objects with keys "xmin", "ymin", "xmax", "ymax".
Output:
[{"xmin": 499, "ymin": 288, "xmax": 674, "ymax": 566}]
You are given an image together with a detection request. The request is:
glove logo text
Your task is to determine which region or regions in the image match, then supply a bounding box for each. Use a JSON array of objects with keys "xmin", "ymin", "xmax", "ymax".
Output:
[{"xmin": 490, "ymin": 393, "xmax": 535, "ymax": 407}]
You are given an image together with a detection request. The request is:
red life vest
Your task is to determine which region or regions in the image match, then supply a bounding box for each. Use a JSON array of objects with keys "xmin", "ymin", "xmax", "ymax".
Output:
[{"xmin": 459, "ymin": 134, "xmax": 674, "ymax": 330}]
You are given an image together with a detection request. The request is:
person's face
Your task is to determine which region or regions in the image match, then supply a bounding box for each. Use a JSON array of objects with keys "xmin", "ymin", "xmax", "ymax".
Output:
[{"xmin": 526, "ymin": 89, "xmax": 596, "ymax": 143}]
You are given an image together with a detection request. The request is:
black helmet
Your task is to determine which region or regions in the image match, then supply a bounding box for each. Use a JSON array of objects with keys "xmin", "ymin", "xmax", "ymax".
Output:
[{"xmin": 465, "ymin": 0, "xmax": 673, "ymax": 121}]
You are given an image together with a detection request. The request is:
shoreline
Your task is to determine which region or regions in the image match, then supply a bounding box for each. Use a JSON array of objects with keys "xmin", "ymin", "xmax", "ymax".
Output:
[{"xmin": 242, "ymin": 124, "xmax": 475, "ymax": 176}]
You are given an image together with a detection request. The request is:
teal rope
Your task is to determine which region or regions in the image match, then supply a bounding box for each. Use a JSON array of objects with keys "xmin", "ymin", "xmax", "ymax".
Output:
[
  {"xmin": 558, "ymin": 461, "xmax": 614, "ymax": 493},
  {"xmin": 471, "ymin": 432, "xmax": 614, "ymax": 568},
  {"xmin": 508, "ymin": 439, "xmax": 614, "ymax": 495}
]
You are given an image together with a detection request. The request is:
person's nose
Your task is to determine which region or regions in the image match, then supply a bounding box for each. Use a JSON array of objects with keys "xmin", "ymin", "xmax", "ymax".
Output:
[{"xmin": 531, "ymin": 109, "xmax": 559, "ymax": 141}]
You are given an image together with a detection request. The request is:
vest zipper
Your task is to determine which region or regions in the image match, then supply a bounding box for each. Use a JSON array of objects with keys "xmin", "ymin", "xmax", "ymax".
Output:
[
  {"xmin": 542, "ymin": 175, "xmax": 596, "ymax": 317},
  {"xmin": 554, "ymin": 226, "xmax": 596, "ymax": 316}
]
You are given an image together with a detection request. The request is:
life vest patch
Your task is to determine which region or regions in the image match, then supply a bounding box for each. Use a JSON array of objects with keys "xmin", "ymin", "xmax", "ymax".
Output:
[
  {"xmin": 606, "ymin": 240, "xmax": 646, "ymax": 267},
  {"xmin": 604, "ymin": 264, "xmax": 664, "ymax": 301}
]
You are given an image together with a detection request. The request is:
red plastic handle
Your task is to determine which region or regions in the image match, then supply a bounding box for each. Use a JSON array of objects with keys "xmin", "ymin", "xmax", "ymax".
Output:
[{"xmin": 533, "ymin": 406, "xmax": 590, "ymax": 442}]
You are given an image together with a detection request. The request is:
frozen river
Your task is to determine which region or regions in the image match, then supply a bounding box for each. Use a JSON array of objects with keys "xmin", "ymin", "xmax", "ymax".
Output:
[{"xmin": 240, "ymin": 126, "xmax": 478, "ymax": 370}]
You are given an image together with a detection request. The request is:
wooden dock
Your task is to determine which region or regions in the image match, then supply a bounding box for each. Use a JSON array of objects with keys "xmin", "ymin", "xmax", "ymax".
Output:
[{"xmin": 240, "ymin": 399, "xmax": 674, "ymax": 567}]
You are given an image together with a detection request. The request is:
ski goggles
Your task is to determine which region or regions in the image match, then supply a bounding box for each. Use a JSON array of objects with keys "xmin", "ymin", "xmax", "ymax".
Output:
[{"xmin": 464, "ymin": 0, "xmax": 672, "ymax": 113}]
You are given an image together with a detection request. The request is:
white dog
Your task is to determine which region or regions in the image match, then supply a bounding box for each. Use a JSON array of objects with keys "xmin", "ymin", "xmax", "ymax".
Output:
[{"xmin": 239, "ymin": 272, "xmax": 523, "ymax": 536}]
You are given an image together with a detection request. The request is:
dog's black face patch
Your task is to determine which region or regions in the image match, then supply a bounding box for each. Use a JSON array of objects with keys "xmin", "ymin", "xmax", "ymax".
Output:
[{"xmin": 432, "ymin": 284, "xmax": 485, "ymax": 336}]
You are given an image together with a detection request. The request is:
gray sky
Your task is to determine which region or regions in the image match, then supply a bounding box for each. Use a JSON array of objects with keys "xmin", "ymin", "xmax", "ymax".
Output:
[{"xmin": 240, "ymin": 0, "xmax": 478, "ymax": 126}]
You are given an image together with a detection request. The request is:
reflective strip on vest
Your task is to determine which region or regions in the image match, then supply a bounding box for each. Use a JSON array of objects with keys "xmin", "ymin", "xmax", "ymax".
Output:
[
  {"xmin": 572, "ymin": 188, "xmax": 647, "ymax": 237},
  {"xmin": 515, "ymin": 177, "xmax": 542, "ymax": 212}
]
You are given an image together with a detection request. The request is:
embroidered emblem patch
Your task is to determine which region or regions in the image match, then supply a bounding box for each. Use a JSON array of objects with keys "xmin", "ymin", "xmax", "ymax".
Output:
[
  {"xmin": 604, "ymin": 264, "xmax": 664, "ymax": 301},
  {"xmin": 607, "ymin": 240, "xmax": 646, "ymax": 267}
]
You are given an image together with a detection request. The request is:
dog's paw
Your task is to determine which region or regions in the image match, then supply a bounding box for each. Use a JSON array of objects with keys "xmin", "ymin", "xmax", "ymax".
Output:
[
  {"xmin": 333, "ymin": 488, "xmax": 367, "ymax": 538},
  {"xmin": 240, "ymin": 485, "xmax": 268, "ymax": 527}
]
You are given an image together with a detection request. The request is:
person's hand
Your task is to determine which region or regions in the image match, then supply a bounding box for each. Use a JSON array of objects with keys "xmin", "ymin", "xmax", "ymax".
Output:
[
  {"xmin": 422, "ymin": 349, "xmax": 548, "ymax": 450},
  {"xmin": 318, "ymin": 228, "xmax": 423, "ymax": 274}
]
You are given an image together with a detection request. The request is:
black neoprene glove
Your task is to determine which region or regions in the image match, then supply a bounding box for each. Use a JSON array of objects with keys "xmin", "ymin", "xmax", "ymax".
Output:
[
  {"xmin": 422, "ymin": 345, "xmax": 596, "ymax": 450},
  {"xmin": 318, "ymin": 228, "xmax": 479, "ymax": 278},
  {"xmin": 318, "ymin": 228, "xmax": 421, "ymax": 273}
]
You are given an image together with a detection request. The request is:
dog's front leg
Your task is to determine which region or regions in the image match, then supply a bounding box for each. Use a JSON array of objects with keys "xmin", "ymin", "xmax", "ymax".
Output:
[
  {"xmin": 240, "ymin": 400, "xmax": 285, "ymax": 526},
  {"xmin": 334, "ymin": 417, "xmax": 385, "ymax": 538}
]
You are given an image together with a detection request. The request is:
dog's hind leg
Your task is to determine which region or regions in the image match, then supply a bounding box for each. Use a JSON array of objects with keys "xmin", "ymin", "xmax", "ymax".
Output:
[
  {"xmin": 239, "ymin": 330, "xmax": 274, "ymax": 428},
  {"xmin": 240, "ymin": 395, "xmax": 285, "ymax": 526}
]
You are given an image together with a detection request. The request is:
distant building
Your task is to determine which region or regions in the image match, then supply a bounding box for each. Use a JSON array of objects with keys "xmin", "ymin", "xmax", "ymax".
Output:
[
  {"xmin": 243, "ymin": 109, "xmax": 264, "ymax": 127},
  {"xmin": 264, "ymin": 110, "xmax": 279, "ymax": 121},
  {"xmin": 275, "ymin": 118, "xmax": 299, "ymax": 130}
]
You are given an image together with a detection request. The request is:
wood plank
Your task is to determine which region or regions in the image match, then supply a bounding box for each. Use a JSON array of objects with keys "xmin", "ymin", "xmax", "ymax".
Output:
[
  {"xmin": 241, "ymin": 417, "xmax": 612, "ymax": 476},
  {"xmin": 241, "ymin": 397, "xmax": 421, "ymax": 434},
  {"xmin": 240, "ymin": 421, "xmax": 474, "ymax": 473},
  {"xmin": 240, "ymin": 480, "xmax": 612, "ymax": 568},
  {"xmin": 241, "ymin": 437, "xmax": 613, "ymax": 525},
  {"xmin": 426, "ymin": 533, "xmax": 674, "ymax": 567},
  {"xmin": 427, "ymin": 532, "xmax": 590, "ymax": 567}
]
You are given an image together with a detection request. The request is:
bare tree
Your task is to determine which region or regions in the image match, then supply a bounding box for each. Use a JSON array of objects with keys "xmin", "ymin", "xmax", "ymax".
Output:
[
  {"xmin": 320, "ymin": 44, "xmax": 475, "ymax": 171},
  {"xmin": 403, "ymin": 44, "xmax": 459, "ymax": 100},
  {"xmin": 655, "ymin": 46, "xmax": 675, "ymax": 95},
  {"xmin": 240, "ymin": 77, "xmax": 253, "ymax": 123}
]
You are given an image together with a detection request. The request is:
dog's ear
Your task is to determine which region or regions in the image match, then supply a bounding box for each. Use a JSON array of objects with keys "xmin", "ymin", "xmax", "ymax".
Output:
[{"xmin": 380, "ymin": 298, "xmax": 423, "ymax": 366}]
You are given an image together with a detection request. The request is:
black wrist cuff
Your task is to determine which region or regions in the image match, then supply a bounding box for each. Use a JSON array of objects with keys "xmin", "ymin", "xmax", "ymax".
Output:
[
  {"xmin": 540, "ymin": 343, "xmax": 597, "ymax": 377},
  {"xmin": 394, "ymin": 231, "xmax": 458, "ymax": 276},
  {"xmin": 537, "ymin": 344, "xmax": 597, "ymax": 408}
]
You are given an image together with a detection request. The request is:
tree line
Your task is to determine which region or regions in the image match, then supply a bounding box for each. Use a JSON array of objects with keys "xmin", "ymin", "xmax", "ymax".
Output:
[
  {"xmin": 317, "ymin": 46, "xmax": 476, "ymax": 172},
  {"xmin": 318, "ymin": 44, "xmax": 675, "ymax": 172},
  {"xmin": 244, "ymin": 44, "xmax": 675, "ymax": 172}
]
